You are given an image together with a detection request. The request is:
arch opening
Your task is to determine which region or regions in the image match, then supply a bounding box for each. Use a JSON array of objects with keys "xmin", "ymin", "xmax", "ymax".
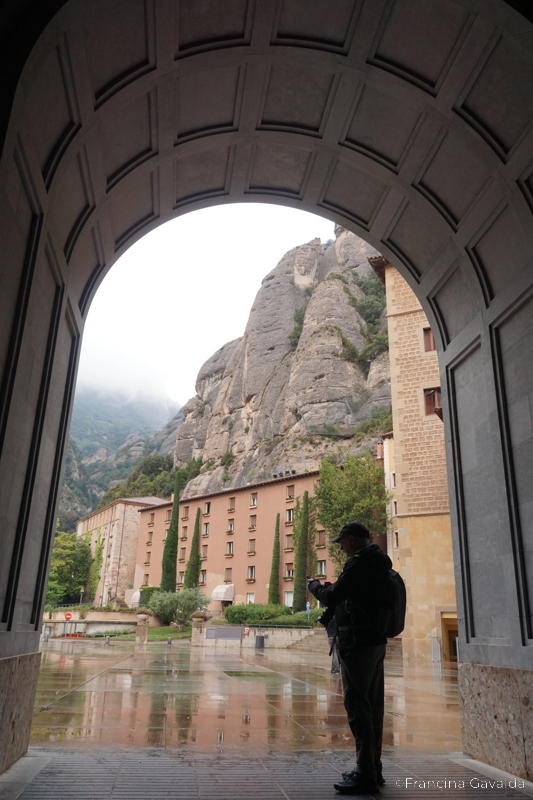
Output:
[{"xmin": 1, "ymin": 0, "xmax": 533, "ymax": 779}]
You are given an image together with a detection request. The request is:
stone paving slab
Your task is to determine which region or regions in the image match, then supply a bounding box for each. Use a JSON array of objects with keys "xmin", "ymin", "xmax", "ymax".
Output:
[{"xmin": 15, "ymin": 749, "xmax": 533, "ymax": 800}]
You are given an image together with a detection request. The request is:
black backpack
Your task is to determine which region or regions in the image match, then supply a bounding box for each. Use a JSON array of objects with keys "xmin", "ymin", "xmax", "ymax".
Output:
[
  {"xmin": 345, "ymin": 567, "xmax": 406, "ymax": 638},
  {"xmin": 374, "ymin": 569, "xmax": 406, "ymax": 638}
]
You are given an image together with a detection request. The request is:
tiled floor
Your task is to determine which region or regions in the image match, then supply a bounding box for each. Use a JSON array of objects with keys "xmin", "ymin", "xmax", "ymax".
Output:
[{"xmin": 9, "ymin": 639, "xmax": 529, "ymax": 799}]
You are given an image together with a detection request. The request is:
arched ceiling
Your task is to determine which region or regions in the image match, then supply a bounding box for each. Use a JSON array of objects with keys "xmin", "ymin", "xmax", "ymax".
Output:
[{"xmin": 2, "ymin": 0, "xmax": 533, "ymax": 351}]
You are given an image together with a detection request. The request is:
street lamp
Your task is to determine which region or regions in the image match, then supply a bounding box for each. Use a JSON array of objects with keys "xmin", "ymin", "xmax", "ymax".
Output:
[{"xmin": 79, "ymin": 587, "xmax": 84, "ymax": 605}]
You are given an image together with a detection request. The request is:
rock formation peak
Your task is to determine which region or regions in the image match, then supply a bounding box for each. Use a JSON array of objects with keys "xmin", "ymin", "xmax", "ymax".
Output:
[{"xmin": 160, "ymin": 228, "xmax": 391, "ymax": 498}]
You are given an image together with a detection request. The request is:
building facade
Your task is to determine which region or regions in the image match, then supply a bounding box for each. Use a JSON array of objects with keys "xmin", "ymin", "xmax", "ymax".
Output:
[
  {"xmin": 133, "ymin": 472, "xmax": 337, "ymax": 613},
  {"xmin": 378, "ymin": 261, "xmax": 457, "ymax": 661},
  {"xmin": 77, "ymin": 497, "xmax": 167, "ymax": 605}
]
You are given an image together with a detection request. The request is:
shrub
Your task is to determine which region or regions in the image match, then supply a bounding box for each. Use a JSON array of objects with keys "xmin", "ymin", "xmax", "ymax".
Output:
[
  {"xmin": 220, "ymin": 451, "xmax": 234, "ymax": 467},
  {"xmin": 224, "ymin": 603, "xmax": 292, "ymax": 624},
  {"xmin": 147, "ymin": 591, "xmax": 181, "ymax": 625},
  {"xmin": 148, "ymin": 589, "xmax": 208, "ymax": 629}
]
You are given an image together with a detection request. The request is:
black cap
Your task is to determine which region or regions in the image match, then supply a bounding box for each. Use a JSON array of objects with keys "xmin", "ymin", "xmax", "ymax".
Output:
[{"xmin": 331, "ymin": 521, "xmax": 370, "ymax": 543}]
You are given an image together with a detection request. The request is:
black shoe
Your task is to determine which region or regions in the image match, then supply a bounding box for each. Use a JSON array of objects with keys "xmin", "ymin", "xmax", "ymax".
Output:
[
  {"xmin": 334, "ymin": 774, "xmax": 380, "ymax": 795},
  {"xmin": 342, "ymin": 771, "xmax": 385, "ymax": 787}
]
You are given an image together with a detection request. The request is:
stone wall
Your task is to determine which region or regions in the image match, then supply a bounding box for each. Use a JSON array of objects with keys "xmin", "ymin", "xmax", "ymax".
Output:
[
  {"xmin": 386, "ymin": 268, "xmax": 449, "ymax": 515},
  {"xmin": 0, "ymin": 652, "xmax": 41, "ymax": 774},
  {"xmin": 385, "ymin": 265, "xmax": 456, "ymax": 658},
  {"xmin": 459, "ymin": 662, "xmax": 533, "ymax": 780},
  {"xmin": 192, "ymin": 623, "xmax": 322, "ymax": 651}
]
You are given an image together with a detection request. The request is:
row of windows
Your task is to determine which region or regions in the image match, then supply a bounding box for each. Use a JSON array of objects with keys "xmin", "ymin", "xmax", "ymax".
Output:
[
  {"xmin": 143, "ymin": 559, "xmax": 327, "ymax": 588},
  {"xmin": 145, "ymin": 527, "xmax": 328, "ymax": 563},
  {"xmin": 179, "ymin": 486, "xmax": 296, "ymax": 521}
]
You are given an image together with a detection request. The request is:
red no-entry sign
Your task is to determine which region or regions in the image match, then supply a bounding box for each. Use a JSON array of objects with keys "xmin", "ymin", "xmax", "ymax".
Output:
[{"xmin": 65, "ymin": 612, "xmax": 72, "ymax": 620}]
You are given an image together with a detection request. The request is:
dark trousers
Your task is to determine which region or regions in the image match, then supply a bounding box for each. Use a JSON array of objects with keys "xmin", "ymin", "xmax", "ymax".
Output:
[{"xmin": 340, "ymin": 644, "xmax": 386, "ymax": 780}]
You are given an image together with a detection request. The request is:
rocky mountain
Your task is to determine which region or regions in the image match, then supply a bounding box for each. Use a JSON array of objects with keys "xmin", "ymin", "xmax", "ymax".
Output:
[
  {"xmin": 58, "ymin": 389, "xmax": 180, "ymax": 529},
  {"xmin": 168, "ymin": 226, "xmax": 391, "ymax": 499}
]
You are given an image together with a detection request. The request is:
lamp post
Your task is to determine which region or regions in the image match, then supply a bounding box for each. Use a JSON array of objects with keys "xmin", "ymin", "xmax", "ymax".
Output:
[{"xmin": 79, "ymin": 587, "xmax": 84, "ymax": 605}]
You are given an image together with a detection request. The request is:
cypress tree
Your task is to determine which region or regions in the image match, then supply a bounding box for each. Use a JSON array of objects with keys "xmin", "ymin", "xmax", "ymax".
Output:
[
  {"xmin": 160, "ymin": 472, "xmax": 180, "ymax": 592},
  {"xmin": 184, "ymin": 507, "xmax": 201, "ymax": 588},
  {"xmin": 268, "ymin": 513, "xmax": 281, "ymax": 605},
  {"xmin": 293, "ymin": 490, "xmax": 309, "ymax": 612}
]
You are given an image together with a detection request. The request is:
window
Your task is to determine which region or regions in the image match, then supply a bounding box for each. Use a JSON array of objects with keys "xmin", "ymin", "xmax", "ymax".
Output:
[
  {"xmin": 317, "ymin": 530, "xmax": 326, "ymax": 547},
  {"xmin": 204, "ymin": 501, "xmax": 211, "ymax": 514},
  {"xmin": 248, "ymin": 538, "xmax": 256, "ymax": 553},
  {"xmin": 247, "ymin": 565, "xmax": 255, "ymax": 580},
  {"xmin": 246, "ymin": 593, "xmax": 255, "ymax": 605},
  {"xmin": 145, "ymin": 552, "xmax": 151, "ymax": 565},
  {"xmin": 285, "ymin": 534, "xmax": 294, "ymax": 549},
  {"xmin": 200, "ymin": 570, "xmax": 207, "ymax": 584},
  {"xmin": 202, "ymin": 544, "xmax": 208, "ymax": 558},
  {"xmin": 203, "ymin": 522, "xmax": 210, "ymax": 535},
  {"xmin": 317, "ymin": 560, "xmax": 326, "ymax": 577},
  {"xmin": 227, "ymin": 519, "xmax": 234, "ymax": 532},
  {"xmin": 286, "ymin": 508, "xmax": 294, "ymax": 524},
  {"xmin": 149, "ymin": 513, "xmax": 155, "ymax": 525},
  {"xmin": 250, "ymin": 492, "xmax": 257, "ymax": 507},
  {"xmin": 393, "ymin": 500, "xmax": 398, "ymax": 517},
  {"xmin": 182, "ymin": 506, "xmax": 189, "ymax": 519},
  {"xmin": 182, "ymin": 526, "xmax": 187, "ymax": 538},
  {"xmin": 178, "ymin": 572, "xmax": 184, "ymax": 584},
  {"xmin": 285, "ymin": 563, "xmax": 294, "ymax": 578},
  {"xmin": 226, "ymin": 541, "xmax": 233, "ymax": 555},
  {"xmin": 249, "ymin": 515, "xmax": 257, "ymax": 529},
  {"xmin": 180, "ymin": 547, "xmax": 186, "ymax": 560},
  {"xmin": 163, "ymin": 529, "xmax": 169, "ymax": 541},
  {"xmin": 423, "ymin": 327, "xmax": 436, "ymax": 352},
  {"xmin": 284, "ymin": 591, "xmax": 293, "ymax": 607},
  {"xmin": 228, "ymin": 497, "xmax": 235, "ymax": 511},
  {"xmin": 147, "ymin": 532, "xmax": 153, "ymax": 544},
  {"xmin": 225, "ymin": 567, "xmax": 232, "ymax": 581},
  {"xmin": 424, "ymin": 387, "xmax": 441, "ymax": 415},
  {"xmin": 166, "ymin": 509, "xmax": 172, "ymax": 521},
  {"xmin": 143, "ymin": 574, "xmax": 149, "ymax": 585},
  {"xmin": 391, "ymin": 472, "xmax": 396, "ymax": 489},
  {"xmin": 286, "ymin": 485, "xmax": 295, "ymax": 500},
  {"xmin": 394, "ymin": 531, "xmax": 399, "ymax": 549}
]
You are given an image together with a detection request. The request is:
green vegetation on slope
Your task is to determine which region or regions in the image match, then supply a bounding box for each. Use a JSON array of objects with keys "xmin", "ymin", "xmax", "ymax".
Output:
[{"xmin": 97, "ymin": 454, "xmax": 202, "ymax": 508}]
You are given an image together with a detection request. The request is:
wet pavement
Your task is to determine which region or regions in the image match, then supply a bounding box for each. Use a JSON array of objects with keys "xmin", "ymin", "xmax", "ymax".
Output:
[
  {"xmin": 10, "ymin": 640, "xmax": 531, "ymax": 799},
  {"xmin": 30, "ymin": 639, "xmax": 461, "ymax": 752}
]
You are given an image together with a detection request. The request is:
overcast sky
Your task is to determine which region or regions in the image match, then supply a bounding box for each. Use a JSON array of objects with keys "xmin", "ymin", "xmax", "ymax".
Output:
[{"xmin": 76, "ymin": 204, "xmax": 336, "ymax": 406}]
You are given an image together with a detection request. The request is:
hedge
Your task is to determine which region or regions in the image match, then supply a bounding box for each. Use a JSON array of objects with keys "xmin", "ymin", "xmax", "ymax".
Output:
[{"xmin": 224, "ymin": 603, "xmax": 293, "ymax": 625}]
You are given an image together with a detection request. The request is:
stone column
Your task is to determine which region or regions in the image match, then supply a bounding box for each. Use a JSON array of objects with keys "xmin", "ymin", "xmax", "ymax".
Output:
[
  {"xmin": 135, "ymin": 617, "xmax": 150, "ymax": 650},
  {"xmin": 190, "ymin": 612, "xmax": 209, "ymax": 647}
]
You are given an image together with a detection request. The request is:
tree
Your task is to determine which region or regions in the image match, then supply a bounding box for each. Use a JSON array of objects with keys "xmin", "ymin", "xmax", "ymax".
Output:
[
  {"xmin": 160, "ymin": 471, "xmax": 180, "ymax": 591},
  {"xmin": 184, "ymin": 508, "xmax": 201, "ymax": 588},
  {"xmin": 268, "ymin": 513, "xmax": 281, "ymax": 604},
  {"xmin": 45, "ymin": 526, "xmax": 93, "ymax": 607},
  {"xmin": 147, "ymin": 587, "xmax": 208, "ymax": 629},
  {"xmin": 293, "ymin": 490, "xmax": 309, "ymax": 612},
  {"xmin": 315, "ymin": 452, "xmax": 390, "ymax": 573},
  {"xmin": 147, "ymin": 590, "xmax": 181, "ymax": 625},
  {"xmin": 174, "ymin": 587, "xmax": 209, "ymax": 631}
]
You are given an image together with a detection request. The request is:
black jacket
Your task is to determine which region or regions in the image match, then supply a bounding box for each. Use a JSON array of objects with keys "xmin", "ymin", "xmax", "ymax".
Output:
[{"xmin": 308, "ymin": 543, "xmax": 393, "ymax": 647}]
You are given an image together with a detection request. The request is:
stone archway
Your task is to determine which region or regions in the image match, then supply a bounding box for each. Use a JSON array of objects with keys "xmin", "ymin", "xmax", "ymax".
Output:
[{"xmin": 1, "ymin": 0, "xmax": 533, "ymax": 777}]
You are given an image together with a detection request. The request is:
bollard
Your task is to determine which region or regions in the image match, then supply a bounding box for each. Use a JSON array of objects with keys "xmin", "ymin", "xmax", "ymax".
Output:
[
  {"xmin": 167, "ymin": 638, "xmax": 172, "ymax": 645},
  {"xmin": 105, "ymin": 636, "xmax": 110, "ymax": 646}
]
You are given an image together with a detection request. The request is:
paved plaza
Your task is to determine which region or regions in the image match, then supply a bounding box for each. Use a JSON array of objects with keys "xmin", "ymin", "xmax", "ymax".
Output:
[{"xmin": 1, "ymin": 639, "xmax": 531, "ymax": 800}]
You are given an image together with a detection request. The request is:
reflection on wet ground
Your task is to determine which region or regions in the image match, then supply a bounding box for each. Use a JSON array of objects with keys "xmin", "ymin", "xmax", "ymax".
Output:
[{"xmin": 31, "ymin": 639, "xmax": 461, "ymax": 754}]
